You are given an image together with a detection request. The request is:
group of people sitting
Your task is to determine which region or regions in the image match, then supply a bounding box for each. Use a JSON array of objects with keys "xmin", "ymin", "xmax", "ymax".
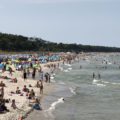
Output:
[{"xmin": 15, "ymin": 85, "xmax": 35, "ymax": 100}]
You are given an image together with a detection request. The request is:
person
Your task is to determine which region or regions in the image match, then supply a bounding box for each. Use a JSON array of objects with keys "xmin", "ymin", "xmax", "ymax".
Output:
[
  {"xmin": 48, "ymin": 73, "xmax": 50, "ymax": 83},
  {"xmin": 16, "ymin": 87, "xmax": 21, "ymax": 94},
  {"xmin": 80, "ymin": 65, "xmax": 82, "ymax": 69},
  {"xmin": 36, "ymin": 81, "xmax": 40, "ymax": 88},
  {"xmin": 0, "ymin": 99, "xmax": 9, "ymax": 112},
  {"xmin": 32, "ymin": 68, "xmax": 36, "ymax": 79},
  {"xmin": 0, "ymin": 81, "xmax": 6, "ymax": 87},
  {"xmin": 0, "ymin": 87, "xmax": 4, "ymax": 99},
  {"xmin": 40, "ymin": 81, "xmax": 43, "ymax": 94},
  {"xmin": 93, "ymin": 72, "xmax": 95, "ymax": 79},
  {"xmin": 105, "ymin": 66, "xmax": 107, "ymax": 69},
  {"xmin": 11, "ymin": 99, "xmax": 17, "ymax": 109},
  {"xmin": 30, "ymin": 62, "xmax": 33, "ymax": 68},
  {"xmin": 29, "ymin": 89, "xmax": 35, "ymax": 99},
  {"xmin": 98, "ymin": 73, "xmax": 101, "ymax": 79},
  {"xmin": 1, "ymin": 76, "xmax": 8, "ymax": 79},
  {"xmin": 11, "ymin": 78, "xmax": 17, "ymax": 83},
  {"xmin": 32, "ymin": 98, "xmax": 42, "ymax": 110},
  {"xmin": 45, "ymin": 73, "xmax": 49, "ymax": 82},
  {"xmin": 23, "ymin": 85, "xmax": 29, "ymax": 92},
  {"xmin": 9, "ymin": 67, "xmax": 13, "ymax": 76},
  {"xmin": 23, "ymin": 69, "xmax": 27, "ymax": 81}
]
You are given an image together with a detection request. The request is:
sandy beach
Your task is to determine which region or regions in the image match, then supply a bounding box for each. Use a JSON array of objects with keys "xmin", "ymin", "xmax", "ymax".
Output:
[{"xmin": 0, "ymin": 61, "xmax": 60, "ymax": 120}]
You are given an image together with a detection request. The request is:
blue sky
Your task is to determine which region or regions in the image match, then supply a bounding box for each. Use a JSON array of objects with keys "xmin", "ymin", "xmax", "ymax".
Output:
[{"xmin": 0, "ymin": 0, "xmax": 120, "ymax": 47}]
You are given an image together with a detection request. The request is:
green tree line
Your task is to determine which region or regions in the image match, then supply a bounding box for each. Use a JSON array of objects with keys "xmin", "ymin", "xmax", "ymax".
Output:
[{"xmin": 0, "ymin": 32, "xmax": 120, "ymax": 52}]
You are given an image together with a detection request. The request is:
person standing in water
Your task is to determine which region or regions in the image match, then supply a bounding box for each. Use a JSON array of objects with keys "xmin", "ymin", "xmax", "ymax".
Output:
[
  {"xmin": 93, "ymin": 72, "xmax": 95, "ymax": 79},
  {"xmin": 98, "ymin": 73, "xmax": 101, "ymax": 79},
  {"xmin": 39, "ymin": 80, "xmax": 43, "ymax": 94},
  {"xmin": 80, "ymin": 65, "xmax": 82, "ymax": 69}
]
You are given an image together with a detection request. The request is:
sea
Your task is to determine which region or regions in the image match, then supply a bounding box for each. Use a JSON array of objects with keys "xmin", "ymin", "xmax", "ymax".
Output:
[{"xmin": 26, "ymin": 53, "xmax": 120, "ymax": 120}]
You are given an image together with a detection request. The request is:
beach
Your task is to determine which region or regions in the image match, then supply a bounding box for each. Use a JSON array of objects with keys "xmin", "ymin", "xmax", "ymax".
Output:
[{"xmin": 0, "ymin": 59, "xmax": 62, "ymax": 120}]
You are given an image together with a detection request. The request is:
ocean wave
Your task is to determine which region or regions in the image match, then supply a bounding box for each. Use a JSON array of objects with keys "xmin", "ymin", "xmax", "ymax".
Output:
[
  {"xmin": 44, "ymin": 98, "xmax": 64, "ymax": 118},
  {"xmin": 96, "ymin": 83, "xmax": 106, "ymax": 87},
  {"xmin": 92, "ymin": 79, "xmax": 106, "ymax": 87},
  {"xmin": 111, "ymin": 82, "xmax": 120, "ymax": 85},
  {"xmin": 50, "ymin": 73, "xmax": 56, "ymax": 79},
  {"xmin": 68, "ymin": 67, "xmax": 72, "ymax": 70},
  {"xmin": 69, "ymin": 87, "xmax": 76, "ymax": 95},
  {"xmin": 92, "ymin": 79, "xmax": 100, "ymax": 84},
  {"xmin": 64, "ymin": 69, "xmax": 69, "ymax": 72},
  {"xmin": 50, "ymin": 76, "xmax": 54, "ymax": 79},
  {"xmin": 101, "ymin": 80, "xmax": 120, "ymax": 85},
  {"xmin": 64, "ymin": 63, "xmax": 72, "ymax": 67}
]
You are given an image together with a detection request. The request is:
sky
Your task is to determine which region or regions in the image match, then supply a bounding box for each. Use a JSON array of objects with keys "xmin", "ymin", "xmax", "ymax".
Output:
[{"xmin": 0, "ymin": 0, "xmax": 120, "ymax": 47}]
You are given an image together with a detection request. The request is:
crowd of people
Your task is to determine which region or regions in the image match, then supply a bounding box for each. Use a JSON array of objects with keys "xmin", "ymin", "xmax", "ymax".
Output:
[
  {"xmin": 0, "ymin": 58, "xmax": 60, "ymax": 114},
  {"xmin": 0, "ymin": 52, "xmax": 76, "ymax": 118}
]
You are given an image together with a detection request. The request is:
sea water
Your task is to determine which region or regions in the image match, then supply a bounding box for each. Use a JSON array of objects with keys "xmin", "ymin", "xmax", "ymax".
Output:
[{"xmin": 26, "ymin": 54, "xmax": 120, "ymax": 120}]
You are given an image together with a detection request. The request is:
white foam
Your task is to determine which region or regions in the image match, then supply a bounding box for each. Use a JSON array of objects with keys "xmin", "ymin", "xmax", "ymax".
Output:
[
  {"xmin": 64, "ymin": 64, "xmax": 72, "ymax": 67},
  {"xmin": 44, "ymin": 98, "xmax": 64, "ymax": 118},
  {"xmin": 50, "ymin": 76, "xmax": 54, "ymax": 80},
  {"xmin": 64, "ymin": 69, "xmax": 69, "ymax": 72},
  {"xmin": 102, "ymin": 80, "xmax": 120, "ymax": 85},
  {"xmin": 93, "ymin": 79, "xmax": 106, "ymax": 87},
  {"xmin": 69, "ymin": 87, "xmax": 76, "ymax": 95},
  {"xmin": 68, "ymin": 68, "xmax": 72, "ymax": 70},
  {"xmin": 92, "ymin": 79, "xmax": 100, "ymax": 84},
  {"xmin": 50, "ymin": 73, "xmax": 56, "ymax": 79},
  {"xmin": 48, "ymin": 98, "xmax": 64, "ymax": 111},
  {"xmin": 96, "ymin": 83, "xmax": 106, "ymax": 87},
  {"xmin": 111, "ymin": 82, "xmax": 120, "ymax": 85}
]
